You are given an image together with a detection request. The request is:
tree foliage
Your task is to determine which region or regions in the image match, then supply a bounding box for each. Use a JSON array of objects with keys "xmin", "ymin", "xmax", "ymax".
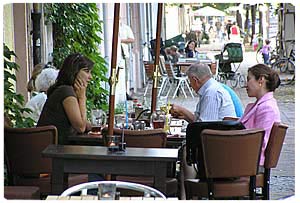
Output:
[
  {"xmin": 4, "ymin": 44, "xmax": 35, "ymax": 127},
  {"xmin": 44, "ymin": 3, "xmax": 108, "ymax": 115}
]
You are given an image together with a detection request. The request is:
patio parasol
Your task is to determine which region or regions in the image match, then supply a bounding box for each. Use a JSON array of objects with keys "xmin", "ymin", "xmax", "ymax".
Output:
[
  {"xmin": 150, "ymin": 3, "xmax": 163, "ymax": 113},
  {"xmin": 108, "ymin": 3, "xmax": 120, "ymax": 136}
]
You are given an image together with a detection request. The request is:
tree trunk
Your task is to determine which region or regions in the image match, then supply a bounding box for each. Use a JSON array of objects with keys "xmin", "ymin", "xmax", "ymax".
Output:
[
  {"xmin": 244, "ymin": 5, "xmax": 249, "ymax": 32},
  {"xmin": 243, "ymin": 5, "xmax": 250, "ymax": 44},
  {"xmin": 250, "ymin": 4, "xmax": 257, "ymax": 45},
  {"xmin": 259, "ymin": 7, "xmax": 263, "ymax": 36},
  {"xmin": 236, "ymin": 3, "xmax": 243, "ymax": 29}
]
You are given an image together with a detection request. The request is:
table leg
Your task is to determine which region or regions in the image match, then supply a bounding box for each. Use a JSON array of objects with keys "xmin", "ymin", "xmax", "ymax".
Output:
[
  {"xmin": 51, "ymin": 159, "xmax": 68, "ymax": 195},
  {"xmin": 153, "ymin": 162, "xmax": 167, "ymax": 194}
]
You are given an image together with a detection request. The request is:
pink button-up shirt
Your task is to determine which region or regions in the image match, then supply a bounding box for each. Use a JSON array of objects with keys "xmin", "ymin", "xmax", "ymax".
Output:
[{"xmin": 240, "ymin": 92, "xmax": 281, "ymax": 165}]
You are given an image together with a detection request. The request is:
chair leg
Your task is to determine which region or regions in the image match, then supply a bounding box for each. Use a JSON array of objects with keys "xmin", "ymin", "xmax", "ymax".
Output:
[
  {"xmin": 143, "ymin": 82, "xmax": 150, "ymax": 97},
  {"xmin": 158, "ymin": 77, "xmax": 166, "ymax": 97},
  {"xmin": 249, "ymin": 175, "xmax": 256, "ymax": 200},
  {"xmin": 179, "ymin": 80, "xmax": 187, "ymax": 98},
  {"xmin": 172, "ymin": 80, "xmax": 182, "ymax": 99},
  {"xmin": 263, "ymin": 169, "xmax": 271, "ymax": 200},
  {"xmin": 184, "ymin": 180, "xmax": 192, "ymax": 200},
  {"xmin": 185, "ymin": 79, "xmax": 194, "ymax": 98},
  {"xmin": 207, "ymin": 179, "xmax": 214, "ymax": 200},
  {"xmin": 162, "ymin": 79, "xmax": 171, "ymax": 97}
]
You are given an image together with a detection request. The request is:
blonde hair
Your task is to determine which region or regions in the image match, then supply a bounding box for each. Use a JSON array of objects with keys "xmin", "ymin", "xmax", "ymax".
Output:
[{"xmin": 27, "ymin": 63, "xmax": 45, "ymax": 92}]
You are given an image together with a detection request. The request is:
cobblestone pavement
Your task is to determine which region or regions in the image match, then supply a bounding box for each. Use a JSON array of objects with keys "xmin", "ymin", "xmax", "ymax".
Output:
[{"xmin": 136, "ymin": 51, "xmax": 295, "ymax": 199}]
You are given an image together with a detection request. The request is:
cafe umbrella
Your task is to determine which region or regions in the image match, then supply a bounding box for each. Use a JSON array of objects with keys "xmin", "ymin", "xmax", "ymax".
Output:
[
  {"xmin": 108, "ymin": 3, "xmax": 163, "ymax": 131},
  {"xmin": 108, "ymin": 3, "xmax": 120, "ymax": 136},
  {"xmin": 150, "ymin": 3, "xmax": 163, "ymax": 114}
]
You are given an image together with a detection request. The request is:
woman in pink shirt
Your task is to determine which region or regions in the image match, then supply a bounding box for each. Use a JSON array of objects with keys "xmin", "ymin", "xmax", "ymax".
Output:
[{"xmin": 240, "ymin": 64, "xmax": 281, "ymax": 166}]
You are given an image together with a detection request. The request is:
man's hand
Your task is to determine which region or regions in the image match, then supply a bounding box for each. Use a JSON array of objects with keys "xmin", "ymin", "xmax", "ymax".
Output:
[{"xmin": 170, "ymin": 104, "xmax": 185, "ymax": 119}]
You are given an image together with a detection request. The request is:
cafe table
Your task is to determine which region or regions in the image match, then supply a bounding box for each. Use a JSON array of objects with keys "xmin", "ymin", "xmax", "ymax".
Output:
[
  {"xmin": 67, "ymin": 131, "xmax": 185, "ymax": 148},
  {"xmin": 67, "ymin": 133, "xmax": 104, "ymax": 146},
  {"xmin": 174, "ymin": 58, "xmax": 214, "ymax": 74},
  {"xmin": 42, "ymin": 144, "xmax": 178, "ymax": 195}
]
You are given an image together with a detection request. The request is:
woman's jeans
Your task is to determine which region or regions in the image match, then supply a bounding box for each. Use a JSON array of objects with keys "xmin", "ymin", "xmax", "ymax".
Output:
[{"xmin": 262, "ymin": 53, "xmax": 270, "ymax": 65}]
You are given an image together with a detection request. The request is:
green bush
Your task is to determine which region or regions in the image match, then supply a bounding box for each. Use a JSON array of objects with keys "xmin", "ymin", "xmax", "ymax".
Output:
[
  {"xmin": 4, "ymin": 43, "xmax": 34, "ymax": 127},
  {"xmin": 45, "ymin": 3, "xmax": 109, "ymax": 117}
]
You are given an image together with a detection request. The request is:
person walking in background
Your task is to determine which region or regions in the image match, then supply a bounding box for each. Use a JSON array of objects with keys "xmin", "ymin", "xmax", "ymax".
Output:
[
  {"xmin": 215, "ymin": 21, "xmax": 223, "ymax": 42},
  {"xmin": 170, "ymin": 63, "xmax": 236, "ymax": 123},
  {"xmin": 24, "ymin": 67, "xmax": 59, "ymax": 123},
  {"xmin": 225, "ymin": 20, "xmax": 232, "ymax": 40},
  {"xmin": 230, "ymin": 22, "xmax": 241, "ymax": 42},
  {"xmin": 260, "ymin": 39, "xmax": 271, "ymax": 65},
  {"xmin": 239, "ymin": 64, "xmax": 281, "ymax": 166},
  {"xmin": 119, "ymin": 21, "xmax": 135, "ymax": 100},
  {"xmin": 37, "ymin": 53, "xmax": 93, "ymax": 145}
]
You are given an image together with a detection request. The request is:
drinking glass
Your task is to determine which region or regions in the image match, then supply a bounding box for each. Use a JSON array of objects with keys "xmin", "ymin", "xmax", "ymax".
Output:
[
  {"xmin": 150, "ymin": 110, "xmax": 166, "ymax": 129},
  {"xmin": 97, "ymin": 183, "xmax": 116, "ymax": 200},
  {"xmin": 91, "ymin": 109, "xmax": 107, "ymax": 134}
]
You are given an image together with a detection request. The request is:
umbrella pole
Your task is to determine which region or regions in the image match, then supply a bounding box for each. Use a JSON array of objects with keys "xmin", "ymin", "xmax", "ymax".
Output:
[
  {"xmin": 151, "ymin": 3, "xmax": 163, "ymax": 114},
  {"xmin": 108, "ymin": 3, "xmax": 120, "ymax": 136}
]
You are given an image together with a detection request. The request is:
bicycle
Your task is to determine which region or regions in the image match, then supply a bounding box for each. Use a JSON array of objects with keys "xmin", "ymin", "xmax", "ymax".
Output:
[
  {"xmin": 271, "ymin": 46, "xmax": 295, "ymax": 85},
  {"xmin": 218, "ymin": 72, "xmax": 246, "ymax": 88},
  {"xmin": 271, "ymin": 48, "xmax": 295, "ymax": 73}
]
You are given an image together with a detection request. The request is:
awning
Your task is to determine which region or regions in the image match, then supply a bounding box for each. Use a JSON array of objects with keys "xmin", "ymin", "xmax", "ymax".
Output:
[{"xmin": 193, "ymin": 6, "xmax": 225, "ymax": 17}]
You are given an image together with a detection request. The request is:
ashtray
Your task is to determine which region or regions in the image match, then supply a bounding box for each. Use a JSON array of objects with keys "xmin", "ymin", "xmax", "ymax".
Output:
[{"xmin": 88, "ymin": 131, "xmax": 102, "ymax": 136}]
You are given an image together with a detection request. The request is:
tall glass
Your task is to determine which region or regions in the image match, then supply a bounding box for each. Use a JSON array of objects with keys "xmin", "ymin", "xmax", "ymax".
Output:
[
  {"xmin": 150, "ymin": 110, "xmax": 166, "ymax": 129},
  {"xmin": 97, "ymin": 183, "xmax": 116, "ymax": 200},
  {"xmin": 91, "ymin": 109, "xmax": 106, "ymax": 134}
]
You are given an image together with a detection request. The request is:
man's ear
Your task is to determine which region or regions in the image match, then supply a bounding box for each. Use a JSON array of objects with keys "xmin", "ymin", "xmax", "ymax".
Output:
[{"xmin": 191, "ymin": 76, "xmax": 198, "ymax": 83}]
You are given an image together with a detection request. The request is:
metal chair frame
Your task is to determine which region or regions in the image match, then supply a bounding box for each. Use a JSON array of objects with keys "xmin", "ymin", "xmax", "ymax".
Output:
[
  {"xmin": 159, "ymin": 56, "xmax": 194, "ymax": 99},
  {"xmin": 60, "ymin": 181, "xmax": 167, "ymax": 199}
]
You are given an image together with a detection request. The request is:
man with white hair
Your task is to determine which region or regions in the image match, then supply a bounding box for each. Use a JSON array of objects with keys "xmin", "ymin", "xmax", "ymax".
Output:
[
  {"xmin": 170, "ymin": 63, "xmax": 236, "ymax": 123},
  {"xmin": 24, "ymin": 67, "xmax": 59, "ymax": 123}
]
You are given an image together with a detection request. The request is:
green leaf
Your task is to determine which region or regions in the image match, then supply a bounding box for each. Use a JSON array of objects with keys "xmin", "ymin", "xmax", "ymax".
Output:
[
  {"xmin": 45, "ymin": 3, "xmax": 108, "ymax": 114},
  {"xmin": 4, "ymin": 44, "xmax": 35, "ymax": 128}
]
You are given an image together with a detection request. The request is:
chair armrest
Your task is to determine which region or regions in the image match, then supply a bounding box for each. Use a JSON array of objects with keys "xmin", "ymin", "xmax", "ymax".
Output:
[{"xmin": 223, "ymin": 116, "xmax": 239, "ymax": 121}]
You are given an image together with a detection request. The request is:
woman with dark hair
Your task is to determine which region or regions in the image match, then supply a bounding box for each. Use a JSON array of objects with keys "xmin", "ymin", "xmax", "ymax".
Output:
[
  {"xmin": 239, "ymin": 64, "xmax": 281, "ymax": 166},
  {"xmin": 37, "ymin": 53, "xmax": 94, "ymax": 144},
  {"xmin": 185, "ymin": 40, "xmax": 198, "ymax": 58}
]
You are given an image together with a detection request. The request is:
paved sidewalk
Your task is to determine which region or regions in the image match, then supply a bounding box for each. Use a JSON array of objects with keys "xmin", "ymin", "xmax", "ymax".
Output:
[{"xmin": 136, "ymin": 51, "xmax": 295, "ymax": 199}]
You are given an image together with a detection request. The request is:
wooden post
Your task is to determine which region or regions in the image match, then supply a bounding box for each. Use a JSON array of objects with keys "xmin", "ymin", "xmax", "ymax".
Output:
[
  {"xmin": 151, "ymin": 3, "xmax": 163, "ymax": 113},
  {"xmin": 108, "ymin": 3, "xmax": 120, "ymax": 136}
]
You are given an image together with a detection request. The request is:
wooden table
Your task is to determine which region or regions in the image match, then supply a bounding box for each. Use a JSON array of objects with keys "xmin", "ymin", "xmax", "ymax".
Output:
[
  {"xmin": 68, "ymin": 132, "xmax": 185, "ymax": 148},
  {"xmin": 42, "ymin": 145, "xmax": 178, "ymax": 195},
  {"xmin": 67, "ymin": 133, "xmax": 104, "ymax": 146},
  {"xmin": 174, "ymin": 58, "xmax": 215, "ymax": 74}
]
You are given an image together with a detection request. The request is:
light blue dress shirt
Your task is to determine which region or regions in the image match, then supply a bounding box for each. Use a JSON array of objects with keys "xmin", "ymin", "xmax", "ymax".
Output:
[
  {"xmin": 194, "ymin": 78, "xmax": 236, "ymax": 121},
  {"xmin": 221, "ymin": 84, "xmax": 244, "ymax": 117}
]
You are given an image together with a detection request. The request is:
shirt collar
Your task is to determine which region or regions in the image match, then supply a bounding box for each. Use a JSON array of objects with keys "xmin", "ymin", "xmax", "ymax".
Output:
[{"xmin": 198, "ymin": 78, "xmax": 213, "ymax": 96}]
